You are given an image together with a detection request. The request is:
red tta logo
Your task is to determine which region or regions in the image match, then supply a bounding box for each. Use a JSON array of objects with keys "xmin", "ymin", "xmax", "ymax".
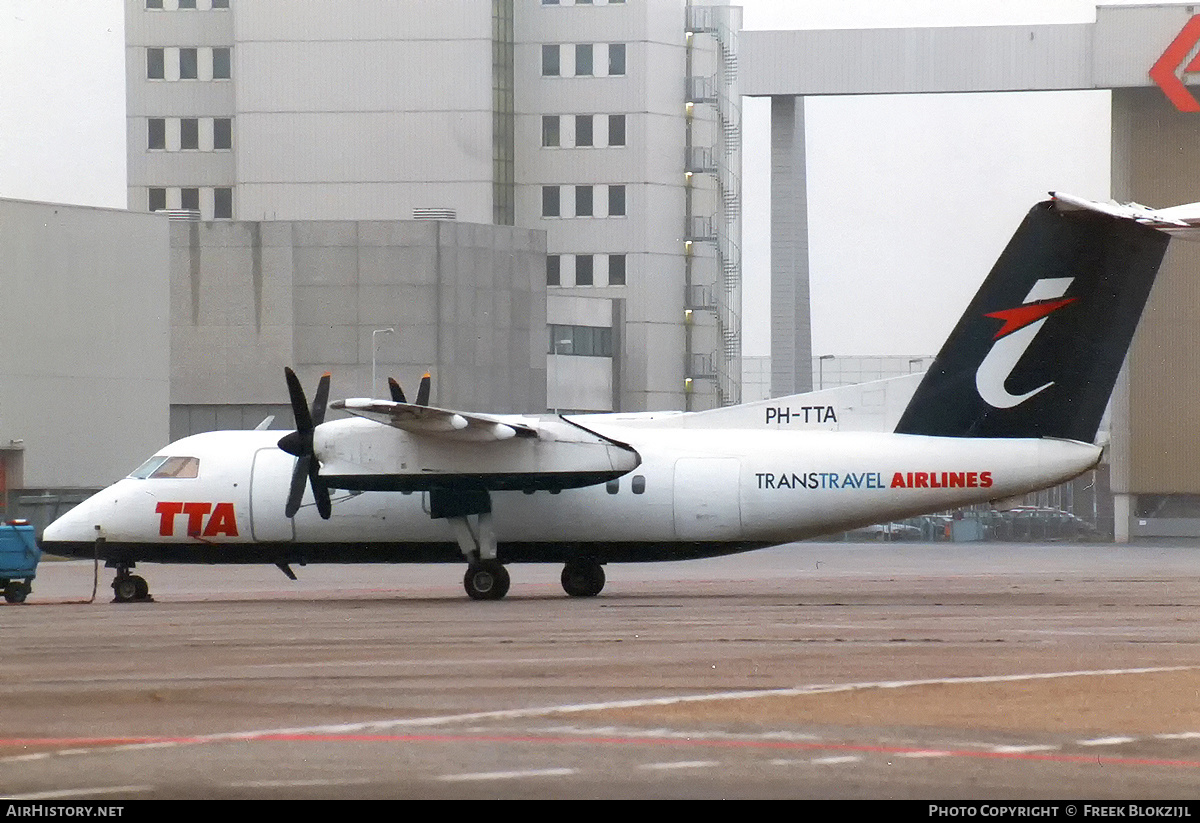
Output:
[
  {"xmin": 156, "ymin": 501, "xmax": 239, "ymax": 537},
  {"xmin": 1150, "ymin": 15, "xmax": 1200, "ymax": 112}
]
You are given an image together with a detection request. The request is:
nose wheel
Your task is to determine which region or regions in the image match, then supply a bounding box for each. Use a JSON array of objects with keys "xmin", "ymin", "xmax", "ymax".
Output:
[{"xmin": 111, "ymin": 566, "xmax": 152, "ymax": 603}]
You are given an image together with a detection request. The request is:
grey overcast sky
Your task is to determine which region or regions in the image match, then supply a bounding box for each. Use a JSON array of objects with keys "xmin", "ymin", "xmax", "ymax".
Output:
[{"xmin": 0, "ymin": 1, "xmax": 1164, "ymax": 357}]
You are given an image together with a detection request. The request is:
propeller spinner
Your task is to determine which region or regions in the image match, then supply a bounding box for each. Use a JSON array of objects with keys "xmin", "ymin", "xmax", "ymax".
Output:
[{"xmin": 278, "ymin": 367, "xmax": 332, "ymax": 519}]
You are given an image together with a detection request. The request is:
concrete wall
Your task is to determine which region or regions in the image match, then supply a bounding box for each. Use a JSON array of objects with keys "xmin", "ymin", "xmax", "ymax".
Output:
[
  {"xmin": 0, "ymin": 199, "xmax": 170, "ymax": 488},
  {"xmin": 171, "ymin": 218, "xmax": 547, "ymax": 433},
  {"xmin": 232, "ymin": 0, "xmax": 495, "ymax": 222},
  {"xmin": 1111, "ymin": 87, "xmax": 1200, "ymax": 501}
]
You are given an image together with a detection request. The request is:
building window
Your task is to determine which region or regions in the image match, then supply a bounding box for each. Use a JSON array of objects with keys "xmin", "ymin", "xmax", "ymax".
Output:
[
  {"xmin": 180, "ymin": 118, "xmax": 199, "ymax": 150},
  {"xmin": 542, "ymin": 44, "xmax": 560, "ymax": 77},
  {"xmin": 608, "ymin": 184, "xmax": 625, "ymax": 217},
  {"xmin": 213, "ymin": 188, "xmax": 233, "ymax": 219},
  {"xmin": 147, "ymin": 118, "xmax": 166, "ymax": 150},
  {"xmin": 213, "ymin": 0, "xmax": 230, "ymax": 8},
  {"xmin": 542, "ymin": 185, "xmax": 560, "ymax": 218},
  {"xmin": 179, "ymin": 48, "xmax": 198, "ymax": 80},
  {"xmin": 148, "ymin": 188, "xmax": 166, "ymax": 212},
  {"xmin": 547, "ymin": 255, "xmax": 561, "ymax": 286},
  {"xmin": 542, "ymin": 115, "xmax": 559, "ymax": 148},
  {"xmin": 146, "ymin": 0, "xmax": 163, "ymax": 9},
  {"xmin": 576, "ymin": 254, "xmax": 594, "ymax": 286},
  {"xmin": 213, "ymin": 48, "xmax": 231, "ymax": 80},
  {"xmin": 549, "ymin": 324, "xmax": 612, "ymax": 356},
  {"xmin": 609, "ymin": 43, "xmax": 626, "ymax": 76},
  {"xmin": 214, "ymin": 118, "xmax": 232, "ymax": 150},
  {"xmin": 180, "ymin": 188, "xmax": 200, "ymax": 211},
  {"xmin": 575, "ymin": 114, "xmax": 593, "ymax": 147},
  {"xmin": 575, "ymin": 185, "xmax": 593, "ymax": 217},
  {"xmin": 608, "ymin": 114, "xmax": 625, "ymax": 147},
  {"xmin": 147, "ymin": 48, "xmax": 165, "ymax": 80},
  {"xmin": 542, "ymin": 0, "xmax": 560, "ymax": 5},
  {"xmin": 179, "ymin": 0, "xmax": 196, "ymax": 9},
  {"xmin": 575, "ymin": 43, "xmax": 593, "ymax": 76},
  {"xmin": 609, "ymin": 254, "xmax": 626, "ymax": 286}
]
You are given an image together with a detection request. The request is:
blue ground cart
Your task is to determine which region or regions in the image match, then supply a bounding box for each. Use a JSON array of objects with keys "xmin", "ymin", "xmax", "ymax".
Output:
[{"xmin": 0, "ymin": 520, "xmax": 40, "ymax": 603}]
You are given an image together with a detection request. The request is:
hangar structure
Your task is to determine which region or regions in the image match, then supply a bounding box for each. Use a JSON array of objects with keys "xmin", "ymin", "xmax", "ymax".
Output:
[{"xmin": 741, "ymin": 3, "xmax": 1200, "ymax": 541}]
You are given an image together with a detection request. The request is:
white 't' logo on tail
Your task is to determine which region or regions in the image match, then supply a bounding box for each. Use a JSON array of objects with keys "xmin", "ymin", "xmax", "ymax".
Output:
[{"xmin": 975, "ymin": 277, "xmax": 1076, "ymax": 409}]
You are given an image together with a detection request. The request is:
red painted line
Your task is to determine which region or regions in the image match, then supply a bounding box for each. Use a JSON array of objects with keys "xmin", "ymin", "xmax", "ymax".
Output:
[{"xmin": 5, "ymin": 731, "xmax": 1200, "ymax": 770}]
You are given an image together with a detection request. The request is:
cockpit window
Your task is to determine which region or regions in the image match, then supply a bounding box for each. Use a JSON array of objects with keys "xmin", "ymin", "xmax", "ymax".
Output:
[{"xmin": 129, "ymin": 455, "xmax": 200, "ymax": 479}]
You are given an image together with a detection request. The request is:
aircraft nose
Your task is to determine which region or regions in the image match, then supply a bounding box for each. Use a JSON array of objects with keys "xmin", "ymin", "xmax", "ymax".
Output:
[{"xmin": 42, "ymin": 492, "xmax": 108, "ymax": 546}]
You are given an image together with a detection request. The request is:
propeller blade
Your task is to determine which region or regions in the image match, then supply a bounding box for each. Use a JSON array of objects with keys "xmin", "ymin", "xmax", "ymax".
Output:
[
  {"xmin": 311, "ymin": 474, "xmax": 332, "ymax": 520},
  {"xmin": 388, "ymin": 377, "xmax": 407, "ymax": 404},
  {"xmin": 284, "ymin": 367, "xmax": 313, "ymax": 434},
  {"xmin": 416, "ymin": 372, "xmax": 431, "ymax": 406},
  {"xmin": 285, "ymin": 455, "xmax": 310, "ymax": 518},
  {"xmin": 280, "ymin": 367, "xmax": 334, "ymax": 521},
  {"xmin": 310, "ymin": 372, "xmax": 331, "ymax": 427}
]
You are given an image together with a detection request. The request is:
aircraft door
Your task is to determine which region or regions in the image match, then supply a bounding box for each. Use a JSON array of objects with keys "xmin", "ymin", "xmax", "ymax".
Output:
[
  {"xmin": 250, "ymin": 448, "xmax": 297, "ymax": 542},
  {"xmin": 673, "ymin": 457, "xmax": 742, "ymax": 540}
]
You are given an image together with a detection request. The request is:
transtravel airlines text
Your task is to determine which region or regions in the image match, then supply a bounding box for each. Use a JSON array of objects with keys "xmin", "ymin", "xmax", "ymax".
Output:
[{"xmin": 756, "ymin": 471, "xmax": 993, "ymax": 490}]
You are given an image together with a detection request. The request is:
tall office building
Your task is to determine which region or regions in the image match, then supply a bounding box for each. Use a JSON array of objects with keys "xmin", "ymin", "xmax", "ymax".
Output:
[{"xmin": 124, "ymin": 0, "xmax": 741, "ymax": 413}]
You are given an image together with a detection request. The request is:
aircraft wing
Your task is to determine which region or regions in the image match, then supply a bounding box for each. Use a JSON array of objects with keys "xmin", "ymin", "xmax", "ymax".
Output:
[
  {"xmin": 331, "ymin": 398, "xmax": 539, "ymax": 442},
  {"xmin": 1052, "ymin": 191, "xmax": 1200, "ymax": 239}
]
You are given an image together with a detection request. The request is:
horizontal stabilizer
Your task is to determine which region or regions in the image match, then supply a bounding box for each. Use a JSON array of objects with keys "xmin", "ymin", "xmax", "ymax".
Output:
[
  {"xmin": 331, "ymin": 398, "xmax": 539, "ymax": 442},
  {"xmin": 1052, "ymin": 191, "xmax": 1200, "ymax": 240}
]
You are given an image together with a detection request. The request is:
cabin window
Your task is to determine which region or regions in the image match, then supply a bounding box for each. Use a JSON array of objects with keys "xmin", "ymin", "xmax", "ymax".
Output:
[
  {"xmin": 631, "ymin": 475, "xmax": 645, "ymax": 494},
  {"xmin": 606, "ymin": 478, "xmax": 619, "ymax": 494}
]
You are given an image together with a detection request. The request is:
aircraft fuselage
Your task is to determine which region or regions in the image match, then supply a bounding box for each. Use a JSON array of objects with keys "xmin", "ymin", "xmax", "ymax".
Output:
[{"xmin": 42, "ymin": 420, "xmax": 1101, "ymax": 566}]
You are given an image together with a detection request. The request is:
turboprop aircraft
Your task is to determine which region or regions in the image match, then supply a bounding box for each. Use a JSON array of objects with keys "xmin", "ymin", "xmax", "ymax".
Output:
[{"xmin": 40, "ymin": 193, "xmax": 1200, "ymax": 601}]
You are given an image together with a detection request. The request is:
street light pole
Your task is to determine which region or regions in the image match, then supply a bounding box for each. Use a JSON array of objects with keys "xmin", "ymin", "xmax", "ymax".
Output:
[{"xmin": 372, "ymin": 328, "xmax": 394, "ymax": 398}]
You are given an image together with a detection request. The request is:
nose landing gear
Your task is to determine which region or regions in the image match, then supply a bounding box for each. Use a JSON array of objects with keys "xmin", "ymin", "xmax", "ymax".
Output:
[{"xmin": 110, "ymin": 563, "xmax": 152, "ymax": 603}]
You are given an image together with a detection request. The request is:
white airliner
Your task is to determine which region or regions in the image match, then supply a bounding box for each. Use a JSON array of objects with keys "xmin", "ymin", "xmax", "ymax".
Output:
[{"xmin": 40, "ymin": 193, "xmax": 1200, "ymax": 601}]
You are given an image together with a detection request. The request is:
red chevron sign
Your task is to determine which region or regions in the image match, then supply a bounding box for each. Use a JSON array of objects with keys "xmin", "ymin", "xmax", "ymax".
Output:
[{"xmin": 1150, "ymin": 15, "xmax": 1200, "ymax": 112}]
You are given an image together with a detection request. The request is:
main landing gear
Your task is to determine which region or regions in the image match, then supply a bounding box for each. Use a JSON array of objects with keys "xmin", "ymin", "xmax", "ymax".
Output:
[
  {"xmin": 432, "ymin": 489, "xmax": 607, "ymax": 600},
  {"xmin": 110, "ymin": 563, "xmax": 152, "ymax": 603},
  {"xmin": 561, "ymin": 557, "xmax": 605, "ymax": 598},
  {"xmin": 432, "ymin": 489, "xmax": 508, "ymax": 601},
  {"xmin": 464, "ymin": 559, "xmax": 510, "ymax": 601}
]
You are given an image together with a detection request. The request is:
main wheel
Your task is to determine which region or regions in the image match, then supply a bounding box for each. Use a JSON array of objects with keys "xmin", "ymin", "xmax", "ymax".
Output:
[
  {"xmin": 561, "ymin": 559, "xmax": 605, "ymax": 597},
  {"xmin": 3, "ymin": 581, "xmax": 28, "ymax": 604},
  {"xmin": 464, "ymin": 560, "xmax": 510, "ymax": 601}
]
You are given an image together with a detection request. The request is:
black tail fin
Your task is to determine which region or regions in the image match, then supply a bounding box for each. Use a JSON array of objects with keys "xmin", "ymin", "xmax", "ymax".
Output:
[{"xmin": 894, "ymin": 198, "xmax": 1170, "ymax": 441}]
